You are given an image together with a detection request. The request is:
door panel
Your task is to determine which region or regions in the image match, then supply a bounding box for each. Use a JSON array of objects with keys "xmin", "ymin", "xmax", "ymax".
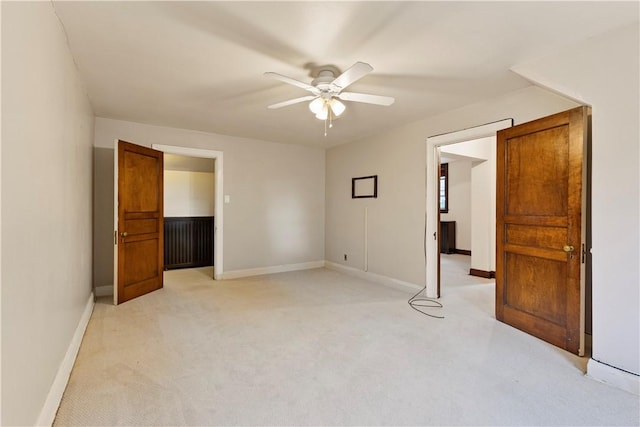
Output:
[
  {"xmin": 506, "ymin": 127, "xmax": 569, "ymax": 216},
  {"xmin": 505, "ymin": 253, "xmax": 566, "ymax": 325},
  {"xmin": 117, "ymin": 140, "xmax": 164, "ymax": 304},
  {"xmin": 496, "ymin": 106, "xmax": 587, "ymax": 355},
  {"xmin": 505, "ymin": 224, "xmax": 567, "ymax": 249}
]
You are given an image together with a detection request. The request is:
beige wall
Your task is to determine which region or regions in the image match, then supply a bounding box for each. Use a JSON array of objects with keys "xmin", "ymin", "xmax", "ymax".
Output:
[
  {"xmin": 469, "ymin": 146, "xmax": 496, "ymax": 273},
  {"xmin": 440, "ymin": 160, "xmax": 471, "ymax": 252},
  {"xmin": 93, "ymin": 147, "xmax": 114, "ymax": 292},
  {"xmin": 164, "ymin": 154, "xmax": 215, "ymax": 217},
  {"xmin": 1, "ymin": 2, "xmax": 95, "ymax": 425},
  {"xmin": 513, "ymin": 23, "xmax": 640, "ymax": 378},
  {"xmin": 164, "ymin": 153, "xmax": 215, "ymax": 173},
  {"xmin": 164, "ymin": 170, "xmax": 215, "ymax": 217},
  {"xmin": 93, "ymin": 118, "xmax": 325, "ymax": 278},
  {"xmin": 441, "ymin": 136, "xmax": 497, "ymax": 273}
]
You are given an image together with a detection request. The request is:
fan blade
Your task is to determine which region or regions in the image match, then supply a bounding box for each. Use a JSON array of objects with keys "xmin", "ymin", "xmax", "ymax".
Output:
[
  {"xmin": 264, "ymin": 72, "xmax": 320, "ymax": 95},
  {"xmin": 337, "ymin": 92, "xmax": 395, "ymax": 106},
  {"xmin": 329, "ymin": 62, "xmax": 373, "ymax": 92},
  {"xmin": 267, "ymin": 95, "xmax": 317, "ymax": 109}
]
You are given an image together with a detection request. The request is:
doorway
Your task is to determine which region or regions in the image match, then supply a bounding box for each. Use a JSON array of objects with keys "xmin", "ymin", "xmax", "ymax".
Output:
[
  {"xmin": 439, "ymin": 138, "xmax": 496, "ymax": 295},
  {"xmin": 163, "ymin": 154, "xmax": 216, "ymax": 271},
  {"xmin": 113, "ymin": 141, "xmax": 225, "ymax": 304},
  {"xmin": 152, "ymin": 144, "xmax": 224, "ymax": 279},
  {"xmin": 425, "ymin": 119, "xmax": 513, "ymax": 298},
  {"xmin": 426, "ymin": 109, "xmax": 592, "ymax": 356}
]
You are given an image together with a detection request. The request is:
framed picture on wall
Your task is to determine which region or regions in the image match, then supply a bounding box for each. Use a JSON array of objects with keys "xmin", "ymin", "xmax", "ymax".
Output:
[{"xmin": 352, "ymin": 175, "xmax": 377, "ymax": 198}]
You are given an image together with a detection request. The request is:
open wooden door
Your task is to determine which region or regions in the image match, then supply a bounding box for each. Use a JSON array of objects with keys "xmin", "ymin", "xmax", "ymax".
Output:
[
  {"xmin": 496, "ymin": 106, "xmax": 588, "ymax": 355},
  {"xmin": 116, "ymin": 140, "xmax": 164, "ymax": 304}
]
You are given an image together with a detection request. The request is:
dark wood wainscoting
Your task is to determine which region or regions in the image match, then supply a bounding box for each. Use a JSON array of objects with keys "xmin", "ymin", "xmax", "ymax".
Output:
[
  {"xmin": 164, "ymin": 216, "xmax": 214, "ymax": 270},
  {"xmin": 470, "ymin": 268, "xmax": 495, "ymax": 279},
  {"xmin": 454, "ymin": 249, "xmax": 471, "ymax": 256},
  {"xmin": 440, "ymin": 221, "xmax": 456, "ymax": 254}
]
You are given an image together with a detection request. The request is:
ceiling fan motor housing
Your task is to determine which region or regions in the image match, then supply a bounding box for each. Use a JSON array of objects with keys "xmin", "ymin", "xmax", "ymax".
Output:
[{"xmin": 312, "ymin": 70, "xmax": 337, "ymax": 91}]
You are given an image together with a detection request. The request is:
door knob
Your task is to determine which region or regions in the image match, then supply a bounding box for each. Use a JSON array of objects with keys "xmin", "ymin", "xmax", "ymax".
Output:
[
  {"xmin": 121, "ymin": 231, "xmax": 128, "ymax": 237},
  {"xmin": 563, "ymin": 245, "xmax": 574, "ymax": 252}
]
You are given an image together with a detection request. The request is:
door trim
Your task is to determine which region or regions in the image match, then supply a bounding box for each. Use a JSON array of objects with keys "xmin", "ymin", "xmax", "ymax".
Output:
[
  {"xmin": 425, "ymin": 119, "xmax": 513, "ymax": 298},
  {"xmin": 113, "ymin": 139, "xmax": 118, "ymax": 304},
  {"xmin": 152, "ymin": 144, "xmax": 224, "ymax": 280}
]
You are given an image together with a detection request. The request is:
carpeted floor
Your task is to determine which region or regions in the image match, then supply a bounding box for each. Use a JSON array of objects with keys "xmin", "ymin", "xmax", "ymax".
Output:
[{"xmin": 53, "ymin": 255, "xmax": 639, "ymax": 426}]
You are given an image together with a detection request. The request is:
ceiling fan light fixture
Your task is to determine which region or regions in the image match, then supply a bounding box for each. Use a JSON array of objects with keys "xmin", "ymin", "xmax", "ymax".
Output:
[
  {"xmin": 329, "ymin": 99, "xmax": 345, "ymax": 117},
  {"xmin": 315, "ymin": 104, "xmax": 329, "ymax": 121},
  {"xmin": 308, "ymin": 97, "xmax": 325, "ymax": 115}
]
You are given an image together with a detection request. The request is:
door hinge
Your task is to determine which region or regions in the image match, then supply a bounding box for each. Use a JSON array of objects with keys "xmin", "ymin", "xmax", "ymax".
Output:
[{"xmin": 581, "ymin": 244, "xmax": 586, "ymax": 264}]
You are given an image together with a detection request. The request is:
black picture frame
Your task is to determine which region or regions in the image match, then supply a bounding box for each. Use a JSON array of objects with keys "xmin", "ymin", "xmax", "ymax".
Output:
[{"xmin": 352, "ymin": 175, "xmax": 378, "ymax": 198}]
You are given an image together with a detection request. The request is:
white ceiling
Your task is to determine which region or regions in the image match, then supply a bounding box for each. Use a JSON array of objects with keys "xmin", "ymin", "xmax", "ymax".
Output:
[{"xmin": 52, "ymin": 1, "xmax": 638, "ymax": 148}]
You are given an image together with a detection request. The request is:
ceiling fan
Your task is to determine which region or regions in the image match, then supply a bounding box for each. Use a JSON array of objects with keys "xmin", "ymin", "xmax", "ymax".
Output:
[{"xmin": 265, "ymin": 62, "xmax": 394, "ymax": 134}]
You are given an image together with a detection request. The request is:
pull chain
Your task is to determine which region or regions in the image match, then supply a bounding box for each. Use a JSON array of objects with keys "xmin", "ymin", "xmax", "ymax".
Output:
[{"xmin": 323, "ymin": 102, "xmax": 336, "ymax": 137}]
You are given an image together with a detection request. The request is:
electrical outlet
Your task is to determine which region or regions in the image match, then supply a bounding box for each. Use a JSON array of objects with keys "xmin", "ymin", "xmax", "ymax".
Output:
[{"xmin": 344, "ymin": 254, "xmax": 348, "ymax": 261}]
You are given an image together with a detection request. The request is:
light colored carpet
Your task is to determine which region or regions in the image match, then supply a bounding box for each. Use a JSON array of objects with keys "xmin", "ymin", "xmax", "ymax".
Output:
[{"xmin": 54, "ymin": 256, "xmax": 639, "ymax": 426}]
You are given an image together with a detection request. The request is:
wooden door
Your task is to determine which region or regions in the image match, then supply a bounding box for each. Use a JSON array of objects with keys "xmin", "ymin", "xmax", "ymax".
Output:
[
  {"xmin": 496, "ymin": 106, "xmax": 588, "ymax": 355},
  {"xmin": 117, "ymin": 140, "xmax": 164, "ymax": 304}
]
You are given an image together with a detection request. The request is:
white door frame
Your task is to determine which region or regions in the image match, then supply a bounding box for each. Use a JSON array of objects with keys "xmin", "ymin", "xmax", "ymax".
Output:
[
  {"xmin": 425, "ymin": 119, "xmax": 513, "ymax": 298},
  {"xmin": 152, "ymin": 144, "xmax": 224, "ymax": 280},
  {"xmin": 113, "ymin": 140, "xmax": 119, "ymax": 304}
]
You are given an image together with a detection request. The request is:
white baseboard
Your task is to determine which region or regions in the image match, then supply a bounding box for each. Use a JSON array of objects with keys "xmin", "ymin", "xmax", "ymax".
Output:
[
  {"xmin": 221, "ymin": 260, "xmax": 325, "ymax": 280},
  {"xmin": 587, "ymin": 358, "xmax": 640, "ymax": 395},
  {"xmin": 325, "ymin": 261, "xmax": 423, "ymax": 292},
  {"xmin": 36, "ymin": 292, "xmax": 95, "ymax": 427},
  {"xmin": 94, "ymin": 285, "xmax": 113, "ymax": 297}
]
